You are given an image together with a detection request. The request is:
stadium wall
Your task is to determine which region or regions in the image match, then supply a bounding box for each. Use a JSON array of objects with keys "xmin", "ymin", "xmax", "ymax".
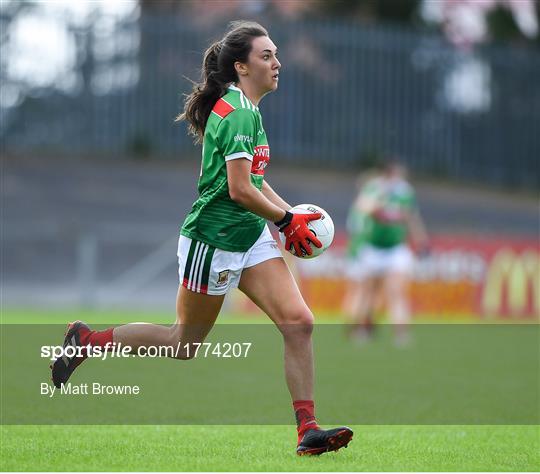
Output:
[{"xmin": 231, "ymin": 233, "xmax": 540, "ymax": 320}]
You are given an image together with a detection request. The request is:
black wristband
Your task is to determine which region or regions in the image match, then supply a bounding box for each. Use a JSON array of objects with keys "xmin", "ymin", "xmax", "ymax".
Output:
[{"xmin": 274, "ymin": 210, "xmax": 293, "ymax": 231}]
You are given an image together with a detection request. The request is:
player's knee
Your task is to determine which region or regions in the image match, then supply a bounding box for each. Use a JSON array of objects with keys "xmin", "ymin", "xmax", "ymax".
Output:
[
  {"xmin": 298, "ymin": 310, "xmax": 314, "ymax": 329},
  {"xmin": 170, "ymin": 340, "xmax": 196, "ymax": 361},
  {"xmin": 167, "ymin": 329, "xmax": 197, "ymax": 361},
  {"xmin": 279, "ymin": 307, "xmax": 314, "ymax": 338}
]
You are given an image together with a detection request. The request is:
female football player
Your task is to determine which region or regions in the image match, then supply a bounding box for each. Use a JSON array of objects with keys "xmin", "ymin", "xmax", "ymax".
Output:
[
  {"xmin": 52, "ymin": 21, "xmax": 352, "ymax": 456},
  {"xmin": 344, "ymin": 161, "xmax": 429, "ymax": 345}
]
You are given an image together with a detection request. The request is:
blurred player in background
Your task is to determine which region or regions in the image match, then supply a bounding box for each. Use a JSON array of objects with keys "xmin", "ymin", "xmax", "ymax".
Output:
[
  {"xmin": 343, "ymin": 160, "xmax": 429, "ymax": 345},
  {"xmin": 51, "ymin": 20, "xmax": 352, "ymax": 456}
]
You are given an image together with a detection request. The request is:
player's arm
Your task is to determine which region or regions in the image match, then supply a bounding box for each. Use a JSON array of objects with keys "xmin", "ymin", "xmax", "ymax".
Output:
[
  {"xmin": 358, "ymin": 181, "xmax": 406, "ymax": 223},
  {"xmin": 218, "ymin": 110, "xmax": 285, "ymax": 222},
  {"xmin": 357, "ymin": 181, "xmax": 384, "ymax": 216},
  {"xmin": 227, "ymin": 159, "xmax": 321, "ymax": 255},
  {"xmin": 221, "ymin": 109, "xmax": 320, "ymax": 255},
  {"xmin": 358, "ymin": 194, "xmax": 378, "ymax": 215},
  {"xmin": 226, "ymin": 159, "xmax": 286, "ymax": 222},
  {"xmin": 261, "ymin": 180, "xmax": 292, "ymax": 211},
  {"xmin": 404, "ymin": 185, "xmax": 429, "ymax": 249},
  {"xmin": 358, "ymin": 192, "xmax": 402, "ymax": 222},
  {"xmin": 407, "ymin": 208, "xmax": 429, "ymax": 249}
]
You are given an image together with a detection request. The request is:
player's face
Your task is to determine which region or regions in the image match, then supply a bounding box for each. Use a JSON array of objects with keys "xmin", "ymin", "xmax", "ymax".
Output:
[
  {"xmin": 388, "ymin": 164, "xmax": 407, "ymax": 180},
  {"xmin": 245, "ymin": 36, "xmax": 281, "ymax": 94}
]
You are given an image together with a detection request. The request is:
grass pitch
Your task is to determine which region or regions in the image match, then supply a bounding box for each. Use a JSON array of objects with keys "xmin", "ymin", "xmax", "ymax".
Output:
[
  {"xmin": 1, "ymin": 425, "xmax": 538, "ymax": 471},
  {"xmin": 1, "ymin": 308, "xmax": 538, "ymax": 471}
]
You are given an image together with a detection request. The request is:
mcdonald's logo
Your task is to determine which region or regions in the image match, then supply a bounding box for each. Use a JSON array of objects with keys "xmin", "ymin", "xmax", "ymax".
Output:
[{"xmin": 482, "ymin": 249, "xmax": 540, "ymax": 318}]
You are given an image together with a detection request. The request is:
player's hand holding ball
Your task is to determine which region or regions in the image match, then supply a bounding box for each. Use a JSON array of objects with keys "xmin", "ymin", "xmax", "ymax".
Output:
[{"xmin": 274, "ymin": 204, "xmax": 335, "ymax": 259}]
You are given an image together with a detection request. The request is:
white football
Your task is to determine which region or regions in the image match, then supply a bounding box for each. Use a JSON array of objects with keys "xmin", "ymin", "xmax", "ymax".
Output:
[{"xmin": 279, "ymin": 204, "xmax": 334, "ymax": 259}]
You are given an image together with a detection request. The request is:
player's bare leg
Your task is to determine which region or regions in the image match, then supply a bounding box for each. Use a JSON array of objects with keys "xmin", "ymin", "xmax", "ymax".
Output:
[
  {"xmin": 384, "ymin": 272, "xmax": 411, "ymax": 346},
  {"xmin": 342, "ymin": 279, "xmax": 363, "ymax": 338},
  {"xmin": 239, "ymin": 257, "xmax": 352, "ymax": 455},
  {"xmin": 114, "ymin": 285, "xmax": 224, "ymax": 357},
  {"xmin": 51, "ymin": 286, "xmax": 224, "ymax": 386},
  {"xmin": 240, "ymin": 257, "xmax": 314, "ymax": 400},
  {"xmin": 344, "ymin": 277, "xmax": 378, "ymax": 341}
]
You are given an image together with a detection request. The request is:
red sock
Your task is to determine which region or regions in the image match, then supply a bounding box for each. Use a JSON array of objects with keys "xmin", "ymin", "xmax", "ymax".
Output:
[
  {"xmin": 79, "ymin": 327, "xmax": 114, "ymax": 348},
  {"xmin": 293, "ymin": 400, "xmax": 320, "ymax": 443}
]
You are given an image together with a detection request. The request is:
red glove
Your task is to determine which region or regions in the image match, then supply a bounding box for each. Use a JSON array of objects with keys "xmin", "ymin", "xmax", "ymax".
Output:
[{"xmin": 275, "ymin": 211, "xmax": 323, "ymax": 257}]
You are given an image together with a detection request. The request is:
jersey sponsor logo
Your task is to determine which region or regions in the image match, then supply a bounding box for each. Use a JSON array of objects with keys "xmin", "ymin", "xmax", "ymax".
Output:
[
  {"xmin": 234, "ymin": 133, "xmax": 254, "ymax": 143},
  {"xmin": 216, "ymin": 270, "xmax": 230, "ymax": 287},
  {"xmin": 251, "ymin": 145, "xmax": 270, "ymax": 176},
  {"xmin": 212, "ymin": 98, "xmax": 235, "ymax": 119}
]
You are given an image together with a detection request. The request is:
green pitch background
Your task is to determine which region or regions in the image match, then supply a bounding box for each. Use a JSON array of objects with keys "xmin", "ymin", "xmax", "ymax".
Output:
[
  {"xmin": 2, "ymin": 425, "xmax": 538, "ymax": 471},
  {"xmin": 1, "ymin": 309, "xmax": 538, "ymax": 472}
]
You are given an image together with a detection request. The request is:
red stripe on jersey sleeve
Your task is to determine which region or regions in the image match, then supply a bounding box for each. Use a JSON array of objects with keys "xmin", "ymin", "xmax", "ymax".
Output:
[{"xmin": 212, "ymin": 98, "xmax": 235, "ymax": 119}]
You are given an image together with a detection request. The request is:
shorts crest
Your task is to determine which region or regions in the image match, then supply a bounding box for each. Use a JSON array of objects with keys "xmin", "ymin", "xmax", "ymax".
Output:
[{"xmin": 216, "ymin": 270, "xmax": 230, "ymax": 286}]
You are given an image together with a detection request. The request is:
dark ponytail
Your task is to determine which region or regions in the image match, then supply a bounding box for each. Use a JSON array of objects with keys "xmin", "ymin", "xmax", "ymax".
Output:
[{"xmin": 177, "ymin": 21, "xmax": 268, "ymax": 144}]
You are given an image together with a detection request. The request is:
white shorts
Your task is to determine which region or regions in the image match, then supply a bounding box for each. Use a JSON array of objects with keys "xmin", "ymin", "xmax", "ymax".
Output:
[
  {"xmin": 177, "ymin": 225, "xmax": 283, "ymax": 295},
  {"xmin": 348, "ymin": 243, "xmax": 414, "ymax": 280}
]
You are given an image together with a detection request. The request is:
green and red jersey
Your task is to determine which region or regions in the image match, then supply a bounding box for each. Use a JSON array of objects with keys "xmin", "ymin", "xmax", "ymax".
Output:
[
  {"xmin": 347, "ymin": 177, "xmax": 417, "ymax": 252},
  {"xmin": 181, "ymin": 85, "xmax": 270, "ymax": 252}
]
